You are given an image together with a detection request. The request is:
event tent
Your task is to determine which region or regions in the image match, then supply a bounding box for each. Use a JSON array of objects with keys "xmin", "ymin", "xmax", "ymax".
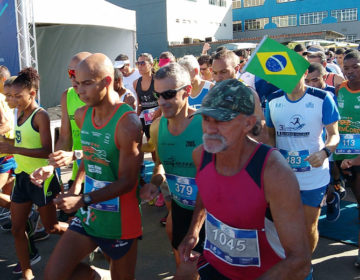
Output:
[{"xmin": 33, "ymin": 0, "xmax": 136, "ymax": 108}]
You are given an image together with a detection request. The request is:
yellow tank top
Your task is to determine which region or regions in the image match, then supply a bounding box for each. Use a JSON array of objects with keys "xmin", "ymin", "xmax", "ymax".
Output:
[{"xmin": 13, "ymin": 108, "xmax": 49, "ymax": 174}]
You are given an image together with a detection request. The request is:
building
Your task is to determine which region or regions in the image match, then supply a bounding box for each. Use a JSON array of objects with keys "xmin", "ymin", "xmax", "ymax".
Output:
[
  {"xmin": 107, "ymin": 0, "xmax": 233, "ymax": 58},
  {"xmin": 232, "ymin": 0, "xmax": 360, "ymax": 43}
]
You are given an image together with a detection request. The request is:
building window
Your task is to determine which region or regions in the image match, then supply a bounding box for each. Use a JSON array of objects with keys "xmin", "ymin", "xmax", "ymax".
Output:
[
  {"xmin": 272, "ymin": 15, "xmax": 297, "ymax": 27},
  {"xmin": 232, "ymin": 0, "xmax": 241, "ymax": 9},
  {"xmin": 276, "ymin": 0, "xmax": 295, "ymax": 2},
  {"xmin": 209, "ymin": 0, "xmax": 216, "ymax": 5},
  {"xmin": 233, "ymin": 20, "xmax": 242, "ymax": 32},
  {"xmin": 209, "ymin": 0, "xmax": 227, "ymax": 6},
  {"xmin": 244, "ymin": 18, "xmax": 269, "ymax": 30},
  {"xmin": 345, "ymin": 34, "xmax": 357, "ymax": 42},
  {"xmin": 219, "ymin": 0, "xmax": 227, "ymax": 7},
  {"xmin": 331, "ymin": 8, "xmax": 357, "ymax": 22},
  {"xmin": 299, "ymin": 11, "xmax": 328, "ymax": 25},
  {"xmin": 243, "ymin": 0, "xmax": 265, "ymax": 8}
]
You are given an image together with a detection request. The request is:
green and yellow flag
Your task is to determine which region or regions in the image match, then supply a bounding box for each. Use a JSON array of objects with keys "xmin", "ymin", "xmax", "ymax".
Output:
[{"xmin": 243, "ymin": 36, "xmax": 310, "ymax": 93}]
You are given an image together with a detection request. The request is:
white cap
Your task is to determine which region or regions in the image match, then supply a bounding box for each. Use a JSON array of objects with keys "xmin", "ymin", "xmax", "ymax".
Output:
[{"xmin": 114, "ymin": 60, "xmax": 130, "ymax": 69}]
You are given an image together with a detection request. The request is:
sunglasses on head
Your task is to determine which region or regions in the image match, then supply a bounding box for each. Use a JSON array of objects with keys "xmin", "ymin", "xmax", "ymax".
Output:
[
  {"xmin": 153, "ymin": 85, "xmax": 188, "ymax": 100},
  {"xmin": 68, "ymin": 69, "xmax": 76, "ymax": 79},
  {"xmin": 136, "ymin": 61, "xmax": 147, "ymax": 66}
]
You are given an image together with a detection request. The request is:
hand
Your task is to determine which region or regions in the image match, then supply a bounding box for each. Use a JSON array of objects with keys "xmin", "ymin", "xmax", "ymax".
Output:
[
  {"xmin": 202, "ymin": 42, "xmax": 211, "ymax": 54},
  {"xmin": 140, "ymin": 183, "xmax": 159, "ymax": 202},
  {"xmin": 53, "ymin": 193, "xmax": 83, "ymax": 213},
  {"xmin": 48, "ymin": 150, "xmax": 74, "ymax": 168},
  {"xmin": 178, "ymin": 234, "xmax": 199, "ymax": 263},
  {"xmin": 341, "ymin": 159, "xmax": 354, "ymax": 169},
  {"xmin": 305, "ymin": 150, "xmax": 327, "ymax": 167},
  {"xmin": 30, "ymin": 165, "xmax": 55, "ymax": 187},
  {"xmin": 0, "ymin": 142, "xmax": 14, "ymax": 154}
]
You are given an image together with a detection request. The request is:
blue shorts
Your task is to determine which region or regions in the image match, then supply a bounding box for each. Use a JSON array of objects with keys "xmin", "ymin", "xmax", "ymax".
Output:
[
  {"xmin": 69, "ymin": 216, "xmax": 135, "ymax": 260},
  {"xmin": 300, "ymin": 185, "xmax": 327, "ymax": 207},
  {"xmin": 0, "ymin": 156, "xmax": 16, "ymax": 174}
]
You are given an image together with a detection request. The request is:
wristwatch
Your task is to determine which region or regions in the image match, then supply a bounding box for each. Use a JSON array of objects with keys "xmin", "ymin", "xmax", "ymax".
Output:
[
  {"xmin": 74, "ymin": 150, "xmax": 83, "ymax": 161},
  {"xmin": 322, "ymin": 147, "xmax": 331, "ymax": 158},
  {"xmin": 82, "ymin": 193, "xmax": 92, "ymax": 208}
]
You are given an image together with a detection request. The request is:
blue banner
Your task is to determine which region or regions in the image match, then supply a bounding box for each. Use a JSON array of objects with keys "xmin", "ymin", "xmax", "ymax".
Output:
[{"xmin": 0, "ymin": 0, "xmax": 19, "ymax": 75}]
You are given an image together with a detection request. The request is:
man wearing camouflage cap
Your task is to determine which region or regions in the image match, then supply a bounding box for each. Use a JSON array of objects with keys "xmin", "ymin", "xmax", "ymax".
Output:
[{"xmin": 179, "ymin": 79, "xmax": 310, "ymax": 280}]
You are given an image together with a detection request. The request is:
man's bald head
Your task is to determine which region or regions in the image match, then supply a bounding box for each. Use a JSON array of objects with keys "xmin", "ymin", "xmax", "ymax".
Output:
[
  {"xmin": 76, "ymin": 53, "xmax": 114, "ymax": 85},
  {"xmin": 68, "ymin": 52, "xmax": 92, "ymax": 69}
]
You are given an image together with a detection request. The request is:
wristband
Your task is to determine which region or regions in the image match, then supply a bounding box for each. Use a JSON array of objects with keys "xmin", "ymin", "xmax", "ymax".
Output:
[{"xmin": 322, "ymin": 147, "xmax": 331, "ymax": 158}]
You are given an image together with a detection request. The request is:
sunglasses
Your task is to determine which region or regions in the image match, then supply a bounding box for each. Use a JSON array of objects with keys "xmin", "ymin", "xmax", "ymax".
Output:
[
  {"xmin": 153, "ymin": 85, "xmax": 188, "ymax": 100},
  {"xmin": 136, "ymin": 61, "xmax": 147, "ymax": 66},
  {"xmin": 68, "ymin": 69, "xmax": 76, "ymax": 79}
]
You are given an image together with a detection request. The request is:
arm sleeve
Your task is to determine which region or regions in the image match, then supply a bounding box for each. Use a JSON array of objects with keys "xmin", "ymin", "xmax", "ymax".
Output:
[
  {"xmin": 265, "ymin": 101, "xmax": 274, "ymax": 128},
  {"xmin": 322, "ymin": 92, "xmax": 340, "ymax": 125}
]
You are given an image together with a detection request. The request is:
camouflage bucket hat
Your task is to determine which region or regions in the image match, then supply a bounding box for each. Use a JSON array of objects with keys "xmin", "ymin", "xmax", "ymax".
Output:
[{"xmin": 193, "ymin": 79, "xmax": 254, "ymax": 121}]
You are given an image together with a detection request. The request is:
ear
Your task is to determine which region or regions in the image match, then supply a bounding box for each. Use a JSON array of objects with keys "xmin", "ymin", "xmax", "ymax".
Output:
[
  {"xmin": 184, "ymin": 85, "xmax": 192, "ymax": 97},
  {"xmin": 244, "ymin": 115, "xmax": 257, "ymax": 133},
  {"xmin": 29, "ymin": 90, "xmax": 37, "ymax": 98},
  {"xmin": 235, "ymin": 64, "xmax": 240, "ymax": 73},
  {"xmin": 104, "ymin": 76, "xmax": 112, "ymax": 87}
]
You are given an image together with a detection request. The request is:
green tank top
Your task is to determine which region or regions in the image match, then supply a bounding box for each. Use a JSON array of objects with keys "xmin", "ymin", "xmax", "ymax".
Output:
[
  {"xmin": 157, "ymin": 114, "xmax": 203, "ymax": 210},
  {"xmin": 14, "ymin": 108, "xmax": 48, "ymax": 174},
  {"xmin": 333, "ymin": 81, "xmax": 360, "ymax": 161},
  {"xmin": 76, "ymin": 103, "xmax": 142, "ymax": 239},
  {"xmin": 66, "ymin": 87, "xmax": 85, "ymax": 180}
]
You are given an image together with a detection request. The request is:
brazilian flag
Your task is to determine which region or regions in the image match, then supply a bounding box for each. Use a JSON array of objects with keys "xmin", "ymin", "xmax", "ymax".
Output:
[{"xmin": 243, "ymin": 36, "xmax": 310, "ymax": 93}]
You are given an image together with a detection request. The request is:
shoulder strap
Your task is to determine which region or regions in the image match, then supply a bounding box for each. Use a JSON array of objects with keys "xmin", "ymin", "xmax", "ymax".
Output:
[{"xmin": 199, "ymin": 148, "xmax": 213, "ymax": 171}]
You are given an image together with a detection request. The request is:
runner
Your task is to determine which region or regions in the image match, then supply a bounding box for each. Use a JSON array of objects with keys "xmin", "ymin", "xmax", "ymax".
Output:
[
  {"xmin": 179, "ymin": 79, "xmax": 311, "ymax": 279},
  {"xmin": 114, "ymin": 68, "xmax": 137, "ymax": 110},
  {"xmin": 42, "ymin": 53, "xmax": 143, "ymax": 280},
  {"xmin": 266, "ymin": 70, "xmax": 340, "ymax": 278},
  {"xmin": 197, "ymin": 55, "xmax": 213, "ymax": 82},
  {"xmin": 141, "ymin": 62, "xmax": 205, "ymax": 279},
  {"xmin": 114, "ymin": 54, "xmax": 141, "ymax": 95},
  {"xmin": 178, "ymin": 55, "xmax": 214, "ymax": 109},
  {"xmin": 332, "ymin": 51, "xmax": 360, "ymax": 267},
  {"xmin": 0, "ymin": 68, "xmax": 67, "ymax": 280}
]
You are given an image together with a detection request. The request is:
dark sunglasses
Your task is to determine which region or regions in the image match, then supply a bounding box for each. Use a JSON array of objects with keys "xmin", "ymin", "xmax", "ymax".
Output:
[
  {"xmin": 68, "ymin": 69, "xmax": 76, "ymax": 79},
  {"xmin": 153, "ymin": 85, "xmax": 188, "ymax": 100},
  {"xmin": 136, "ymin": 61, "xmax": 147, "ymax": 66}
]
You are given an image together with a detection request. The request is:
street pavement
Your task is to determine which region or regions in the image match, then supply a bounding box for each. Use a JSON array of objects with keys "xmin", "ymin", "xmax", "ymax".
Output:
[{"xmin": 0, "ymin": 164, "xmax": 360, "ymax": 279}]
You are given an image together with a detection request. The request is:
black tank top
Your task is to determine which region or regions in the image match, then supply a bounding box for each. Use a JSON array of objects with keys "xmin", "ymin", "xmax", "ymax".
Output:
[{"xmin": 136, "ymin": 76, "xmax": 158, "ymax": 111}]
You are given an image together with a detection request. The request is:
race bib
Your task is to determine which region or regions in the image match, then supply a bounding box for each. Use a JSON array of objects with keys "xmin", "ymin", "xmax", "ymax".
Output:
[
  {"xmin": 204, "ymin": 212, "xmax": 261, "ymax": 267},
  {"xmin": 143, "ymin": 107, "xmax": 159, "ymax": 125},
  {"xmin": 335, "ymin": 134, "xmax": 360, "ymax": 154},
  {"xmin": 165, "ymin": 174, "xmax": 197, "ymax": 209},
  {"xmin": 279, "ymin": 149, "xmax": 311, "ymax": 172},
  {"xmin": 84, "ymin": 176, "xmax": 119, "ymax": 212}
]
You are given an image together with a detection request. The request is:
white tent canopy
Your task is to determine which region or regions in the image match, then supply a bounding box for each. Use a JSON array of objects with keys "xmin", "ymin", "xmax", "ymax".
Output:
[{"xmin": 32, "ymin": 0, "xmax": 136, "ymax": 108}]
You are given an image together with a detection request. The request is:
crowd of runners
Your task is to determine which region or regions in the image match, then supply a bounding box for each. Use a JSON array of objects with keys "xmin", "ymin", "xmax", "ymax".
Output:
[{"xmin": 0, "ymin": 41, "xmax": 359, "ymax": 280}]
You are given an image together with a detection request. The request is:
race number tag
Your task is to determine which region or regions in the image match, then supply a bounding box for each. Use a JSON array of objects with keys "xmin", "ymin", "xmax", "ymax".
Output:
[
  {"xmin": 84, "ymin": 176, "xmax": 119, "ymax": 212},
  {"xmin": 165, "ymin": 174, "xmax": 197, "ymax": 209},
  {"xmin": 143, "ymin": 107, "xmax": 159, "ymax": 125},
  {"xmin": 335, "ymin": 134, "xmax": 360, "ymax": 154},
  {"xmin": 279, "ymin": 149, "xmax": 311, "ymax": 172},
  {"xmin": 204, "ymin": 212, "xmax": 261, "ymax": 267}
]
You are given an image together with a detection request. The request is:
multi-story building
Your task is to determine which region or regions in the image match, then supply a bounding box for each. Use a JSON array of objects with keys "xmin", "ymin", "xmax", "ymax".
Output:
[
  {"xmin": 232, "ymin": 0, "xmax": 360, "ymax": 43},
  {"xmin": 108, "ymin": 0, "xmax": 233, "ymax": 57}
]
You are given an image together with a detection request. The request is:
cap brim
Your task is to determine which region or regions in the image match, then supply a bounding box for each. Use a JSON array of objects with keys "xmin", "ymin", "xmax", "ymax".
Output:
[
  {"xmin": 191, "ymin": 107, "xmax": 239, "ymax": 122},
  {"xmin": 114, "ymin": 61, "xmax": 126, "ymax": 68}
]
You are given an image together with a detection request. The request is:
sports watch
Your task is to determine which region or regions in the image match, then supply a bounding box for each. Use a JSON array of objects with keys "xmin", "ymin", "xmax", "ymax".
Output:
[
  {"xmin": 322, "ymin": 147, "xmax": 331, "ymax": 158},
  {"xmin": 82, "ymin": 193, "xmax": 92, "ymax": 209},
  {"xmin": 74, "ymin": 150, "xmax": 83, "ymax": 160}
]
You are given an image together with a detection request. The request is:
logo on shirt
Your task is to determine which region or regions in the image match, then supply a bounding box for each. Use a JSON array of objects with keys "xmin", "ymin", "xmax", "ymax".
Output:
[
  {"xmin": 277, "ymin": 115, "xmax": 309, "ymax": 137},
  {"xmin": 305, "ymin": 102, "xmax": 314, "ymax": 108},
  {"xmin": 185, "ymin": 140, "xmax": 196, "ymax": 147}
]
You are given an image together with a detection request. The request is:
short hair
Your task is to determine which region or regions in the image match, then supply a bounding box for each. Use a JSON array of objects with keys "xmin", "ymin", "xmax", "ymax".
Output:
[
  {"xmin": 0, "ymin": 65, "xmax": 10, "ymax": 80},
  {"xmin": 13, "ymin": 67, "xmax": 40, "ymax": 92},
  {"xmin": 159, "ymin": 51, "xmax": 176, "ymax": 62},
  {"xmin": 216, "ymin": 46, "xmax": 227, "ymax": 53},
  {"xmin": 115, "ymin": 54, "xmax": 129, "ymax": 61},
  {"xmin": 198, "ymin": 55, "xmax": 212, "ymax": 66},
  {"xmin": 114, "ymin": 68, "xmax": 123, "ymax": 81},
  {"xmin": 154, "ymin": 62, "xmax": 191, "ymax": 87},
  {"xmin": 335, "ymin": 48, "xmax": 345, "ymax": 55},
  {"xmin": 233, "ymin": 49, "xmax": 248, "ymax": 59},
  {"xmin": 212, "ymin": 50, "xmax": 240, "ymax": 67},
  {"xmin": 345, "ymin": 49, "xmax": 356, "ymax": 55},
  {"xmin": 308, "ymin": 62, "xmax": 326, "ymax": 76},
  {"xmin": 178, "ymin": 55, "xmax": 200, "ymax": 74},
  {"xmin": 139, "ymin": 53, "xmax": 154, "ymax": 64},
  {"xmin": 4, "ymin": 76, "xmax": 17, "ymax": 87},
  {"xmin": 344, "ymin": 50, "xmax": 360, "ymax": 62},
  {"xmin": 294, "ymin": 44, "xmax": 306, "ymax": 53}
]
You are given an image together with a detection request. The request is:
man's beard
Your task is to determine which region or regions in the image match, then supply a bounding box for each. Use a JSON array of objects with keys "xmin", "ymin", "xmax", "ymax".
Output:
[{"xmin": 203, "ymin": 133, "xmax": 228, "ymax": 154}]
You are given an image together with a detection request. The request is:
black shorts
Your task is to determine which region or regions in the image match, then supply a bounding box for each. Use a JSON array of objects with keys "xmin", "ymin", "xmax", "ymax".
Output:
[
  {"xmin": 197, "ymin": 254, "xmax": 230, "ymax": 280},
  {"xmin": 69, "ymin": 216, "xmax": 135, "ymax": 260},
  {"xmin": 171, "ymin": 200, "xmax": 205, "ymax": 253},
  {"xmin": 11, "ymin": 171, "xmax": 60, "ymax": 207},
  {"xmin": 140, "ymin": 118, "xmax": 151, "ymax": 139}
]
